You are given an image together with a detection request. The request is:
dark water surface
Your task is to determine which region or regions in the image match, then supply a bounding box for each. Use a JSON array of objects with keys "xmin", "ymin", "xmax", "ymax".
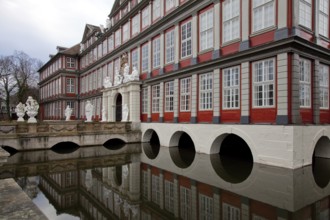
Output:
[{"xmin": 1, "ymin": 143, "xmax": 330, "ymax": 220}]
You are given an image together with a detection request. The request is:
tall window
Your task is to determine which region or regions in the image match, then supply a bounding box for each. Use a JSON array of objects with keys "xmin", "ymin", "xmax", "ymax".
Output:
[
  {"xmin": 142, "ymin": 43, "xmax": 149, "ymax": 72},
  {"xmin": 319, "ymin": 64, "xmax": 329, "ymax": 109},
  {"xmin": 115, "ymin": 29, "xmax": 121, "ymax": 47},
  {"xmin": 319, "ymin": 0, "xmax": 329, "ymax": 38},
  {"xmin": 166, "ymin": 0, "xmax": 175, "ymax": 12},
  {"xmin": 165, "ymin": 29, "xmax": 175, "ymax": 64},
  {"xmin": 253, "ymin": 58, "xmax": 275, "ymax": 107},
  {"xmin": 142, "ymin": 87, "xmax": 149, "ymax": 113},
  {"xmin": 180, "ymin": 186, "xmax": 191, "ymax": 220},
  {"xmin": 223, "ymin": 203, "xmax": 240, "ymax": 220},
  {"xmin": 132, "ymin": 14, "xmax": 140, "ymax": 36},
  {"xmin": 223, "ymin": 0, "xmax": 240, "ymax": 43},
  {"xmin": 199, "ymin": 9, "xmax": 214, "ymax": 51},
  {"xmin": 152, "ymin": 84, "xmax": 160, "ymax": 112},
  {"xmin": 299, "ymin": 58, "xmax": 311, "ymax": 107},
  {"xmin": 199, "ymin": 194, "xmax": 213, "ymax": 220},
  {"xmin": 180, "ymin": 77, "xmax": 191, "ymax": 111},
  {"xmin": 131, "ymin": 48, "xmax": 139, "ymax": 70},
  {"xmin": 97, "ymin": 43, "xmax": 102, "ymax": 59},
  {"xmin": 142, "ymin": 6, "xmax": 150, "ymax": 29},
  {"xmin": 66, "ymin": 78, "xmax": 75, "ymax": 93},
  {"xmin": 252, "ymin": 0, "xmax": 275, "ymax": 32},
  {"xmin": 151, "ymin": 175, "xmax": 161, "ymax": 205},
  {"xmin": 122, "ymin": 21, "xmax": 130, "ymax": 42},
  {"xmin": 102, "ymin": 40, "xmax": 107, "ymax": 56},
  {"xmin": 142, "ymin": 171, "xmax": 149, "ymax": 199},
  {"xmin": 199, "ymin": 73, "xmax": 213, "ymax": 110},
  {"xmin": 181, "ymin": 20, "xmax": 192, "ymax": 58},
  {"xmin": 108, "ymin": 35, "xmax": 114, "ymax": 52},
  {"xmin": 223, "ymin": 66, "xmax": 240, "ymax": 109},
  {"xmin": 164, "ymin": 180, "xmax": 174, "ymax": 213},
  {"xmin": 153, "ymin": 0, "xmax": 161, "ymax": 21},
  {"xmin": 165, "ymin": 81, "xmax": 174, "ymax": 112},
  {"xmin": 66, "ymin": 57, "xmax": 75, "ymax": 68},
  {"xmin": 299, "ymin": 0, "xmax": 312, "ymax": 29},
  {"xmin": 153, "ymin": 38, "xmax": 161, "ymax": 69}
]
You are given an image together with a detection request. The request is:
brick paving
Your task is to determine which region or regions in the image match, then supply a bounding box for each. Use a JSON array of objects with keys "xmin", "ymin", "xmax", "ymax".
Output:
[{"xmin": 0, "ymin": 178, "xmax": 47, "ymax": 220}]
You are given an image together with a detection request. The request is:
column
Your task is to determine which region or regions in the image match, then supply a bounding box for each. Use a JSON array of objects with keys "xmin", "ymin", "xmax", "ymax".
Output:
[
  {"xmin": 173, "ymin": 175, "xmax": 179, "ymax": 218},
  {"xmin": 191, "ymin": 74, "xmax": 198, "ymax": 123},
  {"xmin": 291, "ymin": 0, "xmax": 301, "ymax": 36},
  {"xmin": 129, "ymin": 83, "xmax": 141, "ymax": 122},
  {"xmin": 191, "ymin": 180, "xmax": 197, "ymax": 220},
  {"xmin": 213, "ymin": 0, "xmax": 220, "ymax": 59},
  {"xmin": 275, "ymin": 0, "xmax": 289, "ymax": 40},
  {"xmin": 213, "ymin": 68, "xmax": 220, "ymax": 123},
  {"xmin": 191, "ymin": 13, "xmax": 198, "ymax": 65},
  {"xmin": 147, "ymin": 85, "xmax": 152, "ymax": 122},
  {"xmin": 147, "ymin": 40, "xmax": 152, "ymax": 78},
  {"xmin": 147, "ymin": 165, "xmax": 152, "ymax": 201},
  {"xmin": 102, "ymin": 92, "xmax": 108, "ymax": 121},
  {"xmin": 313, "ymin": 60, "xmax": 320, "ymax": 124},
  {"xmin": 314, "ymin": 0, "xmax": 321, "ymax": 44},
  {"xmin": 159, "ymin": 82, "xmax": 164, "ymax": 122},
  {"xmin": 173, "ymin": 78, "xmax": 179, "ymax": 123},
  {"xmin": 291, "ymin": 53, "xmax": 302, "ymax": 124},
  {"xmin": 128, "ymin": 162, "xmax": 140, "ymax": 200},
  {"xmin": 276, "ymin": 53, "xmax": 289, "ymax": 124},
  {"xmin": 159, "ymin": 170, "xmax": 164, "ymax": 209},
  {"xmin": 240, "ymin": 0, "xmax": 250, "ymax": 51},
  {"xmin": 174, "ymin": 24, "xmax": 180, "ymax": 70},
  {"xmin": 160, "ymin": 32, "xmax": 165, "ymax": 75},
  {"xmin": 240, "ymin": 62, "xmax": 250, "ymax": 124}
]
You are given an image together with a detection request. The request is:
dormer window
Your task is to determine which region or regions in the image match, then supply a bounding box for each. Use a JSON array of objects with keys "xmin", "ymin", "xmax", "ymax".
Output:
[{"xmin": 66, "ymin": 57, "xmax": 75, "ymax": 68}]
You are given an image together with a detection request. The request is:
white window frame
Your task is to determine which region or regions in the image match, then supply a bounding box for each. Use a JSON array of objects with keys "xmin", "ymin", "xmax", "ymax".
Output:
[
  {"xmin": 164, "ymin": 180, "xmax": 175, "ymax": 213},
  {"xmin": 199, "ymin": 8, "xmax": 214, "ymax": 51},
  {"xmin": 299, "ymin": 58, "xmax": 311, "ymax": 107},
  {"xmin": 152, "ymin": 84, "xmax": 160, "ymax": 113},
  {"xmin": 131, "ymin": 48, "xmax": 139, "ymax": 70},
  {"xmin": 151, "ymin": 175, "xmax": 161, "ymax": 205},
  {"xmin": 180, "ymin": 186, "xmax": 191, "ymax": 220},
  {"xmin": 142, "ymin": 6, "xmax": 150, "ymax": 29},
  {"xmin": 299, "ymin": 0, "xmax": 312, "ymax": 29},
  {"xmin": 199, "ymin": 194, "xmax": 213, "ymax": 220},
  {"xmin": 66, "ymin": 57, "xmax": 75, "ymax": 68},
  {"xmin": 153, "ymin": 0, "xmax": 161, "ymax": 21},
  {"xmin": 165, "ymin": 81, "xmax": 174, "ymax": 112},
  {"xmin": 199, "ymin": 72, "xmax": 213, "ymax": 110},
  {"xmin": 153, "ymin": 37, "xmax": 161, "ymax": 69},
  {"xmin": 165, "ymin": 29, "xmax": 175, "ymax": 64},
  {"xmin": 142, "ymin": 44, "xmax": 149, "ymax": 72},
  {"xmin": 319, "ymin": 0, "xmax": 329, "ymax": 38},
  {"xmin": 108, "ymin": 35, "xmax": 114, "ymax": 52},
  {"xmin": 223, "ymin": 203, "xmax": 240, "ymax": 220},
  {"xmin": 142, "ymin": 171, "xmax": 149, "ymax": 200},
  {"xmin": 142, "ymin": 87, "xmax": 149, "ymax": 114},
  {"xmin": 115, "ymin": 29, "xmax": 121, "ymax": 48},
  {"xmin": 223, "ymin": 0, "xmax": 240, "ymax": 43},
  {"xmin": 252, "ymin": 0, "xmax": 275, "ymax": 32},
  {"xmin": 122, "ymin": 21, "xmax": 130, "ymax": 42},
  {"xmin": 180, "ymin": 77, "xmax": 191, "ymax": 111},
  {"xmin": 253, "ymin": 58, "xmax": 275, "ymax": 108},
  {"xmin": 132, "ymin": 13, "xmax": 140, "ymax": 36},
  {"xmin": 319, "ymin": 64, "xmax": 329, "ymax": 109},
  {"xmin": 223, "ymin": 66, "xmax": 240, "ymax": 109},
  {"xmin": 166, "ymin": 0, "xmax": 175, "ymax": 12},
  {"xmin": 181, "ymin": 20, "xmax": 192, "ymax": 58},
  {"xmin": 66, "ymin": 78, "xmax": 75, "ymax": 93}
]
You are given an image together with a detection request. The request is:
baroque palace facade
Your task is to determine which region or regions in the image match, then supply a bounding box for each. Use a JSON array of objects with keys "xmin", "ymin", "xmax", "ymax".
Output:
[{"xmin": 38, "ymin": 0, "xmax": 330, "ymax": 169}]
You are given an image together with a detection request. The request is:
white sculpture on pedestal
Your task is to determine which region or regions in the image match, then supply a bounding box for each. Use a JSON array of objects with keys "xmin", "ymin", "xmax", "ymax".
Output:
[
  {"xmin": 64, "ymin": 105, "xmax": 72, "ymax": 121},
  {"xmin": 103, "ymin": 76, "xmax": 112, "ymax": 88},
  {"xmin": 122, "ymin": 104, "xmax": 129, "ymax": 122},
  {"xmin": 24, "ymin": 96, "xmax": 39, "ymax": 123},
  {"xmin": 85, "ymin": 101, "xmax": 94, "ymax": 122},
  {"xmin": 15, "ymin": 102, "xmax": 26, "ymax": 122},
  {"xmin": 101, "ymin": 106, "xmax": 107, "ymax": 122}
]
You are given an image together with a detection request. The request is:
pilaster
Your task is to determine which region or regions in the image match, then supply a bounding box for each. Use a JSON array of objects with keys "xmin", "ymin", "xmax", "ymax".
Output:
[
  {"xmin": 240, "ymin": 62, "xmax": 250, "ymax": 124},
  {"xmin": 276, "ymin": 53, "xmax": 289, "ymax": 124},
  {"xmin": 147, "ymin": 85, "xmax": 151, "ymax": 122},
  {"xmin": 191, "ymin": 180, "xmax": 197, "ymax": 220},
  {"xmin": 173, "ymin": 78, "xmax": 179, "ymax": 123},
  {"xmin": 174, "ymin": 24, "xmax": 180, "ymax": 70},
  {"xmin": 240, "ymin": 0, "xmax": 250, "ymax": 51},
  {"xmin": 160, "ymin": 32, "xmax": 165, "ymax": 75},
  {"xmin": 291, "ymin": 53, "xmax": 302, "ymax": 124},
  {"xmin": 191, "ymin": 13, "xmax": 198, "ymax": 65},
  {"xmin": 313, "ymin": 60, "xmax": 320, "ymax": 124},
  {"xmin": 213, "ymin": 68, "xmax": 220, "ymax": 123},
  {"xmin": 159, "ymin": 82, "xmax": 164, "ymax": 122},
  {"xmin": 241, "ymin": 197, "xmax": 249, "ymax": 220},
  {"xmin": 213, "ymin": 0, "xmax": 220, "ymax": 59},
  {"xmin": 191, "ymin": 74, "xmax": 198, "ymax": 123}
]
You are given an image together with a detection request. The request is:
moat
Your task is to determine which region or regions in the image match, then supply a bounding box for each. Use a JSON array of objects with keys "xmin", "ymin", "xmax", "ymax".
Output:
[{"xmin": 1, "ymin": 142, "xmax": 330, "ymax": 220}]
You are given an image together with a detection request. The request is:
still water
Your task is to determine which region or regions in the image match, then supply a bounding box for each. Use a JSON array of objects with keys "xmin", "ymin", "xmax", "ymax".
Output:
[{"xmin": 1, "ymin": 143, "xmax": 330, "ymax": 220}]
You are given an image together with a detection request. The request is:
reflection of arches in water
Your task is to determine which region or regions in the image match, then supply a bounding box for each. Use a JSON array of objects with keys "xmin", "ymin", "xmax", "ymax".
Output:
[
  {"xmin": 312, "ymin": 136, "xmax": 330, "ymax": 188},
  {"xmin": 143, "ymin": 143, "xmax": 160, "ymax": 159},
  {"xmin": 1, "ymin": 146, "xmax": 18, "ymax": 156},
  {"xmin": 103, "ymin": 138, "xmax": 126, "ymax": 150},
  {"xmin": 142, "ymin": 129, "xmax": 160, "ymax": 159},
  {"xmin": 115, "ymin": 93, "xmax": 122, "ymax": 122},
  {"xmin": 114, "ymin": 166, "xmax": 122, "ymax": 186},
  {"xmin": 169, "ymin": 132, "xmax": 195, "ymax": 168},
  {"xmin": 51, "ymin": 142, "xmax": 80, "ymax": 154}
]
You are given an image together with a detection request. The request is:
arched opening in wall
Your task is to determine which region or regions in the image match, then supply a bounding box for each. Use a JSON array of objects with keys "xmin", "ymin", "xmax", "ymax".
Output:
[
  {"xmin": 142, "ymin": 130, "xmax": 160, "ymax": 159},
  {"xmin": 115, "ymin": 94, "xmax": 122, "ymax": 122},
  {"xmin": 169, "ymin": 132, "xmax": 196, "ymax": 168},
  {"xmin": 114, "ymin": 166, "xmax": 122, "ymax": 186},
  {"xmin": 313, "ymin": 136, "xmax": 330, "ymax": 188},
  {"xmin": 210, "ymin": 134, "xmax": 253, "ymax": 183},
  {"xmin": 1, "ymin": 146, "xmax": 18, "ymax": 156},
  {"xmin": 51, "ymin": 142, "xmax": 80, "ymax": 154},
  {"xmin": 103, "ymin": 138, "xmax": 126, "ymax": 150}
]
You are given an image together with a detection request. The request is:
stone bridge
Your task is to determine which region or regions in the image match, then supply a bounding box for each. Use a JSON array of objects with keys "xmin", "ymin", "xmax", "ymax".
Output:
[{"xmin": 0, "ymin": 121, "xmax": 141, "ymax": 151}]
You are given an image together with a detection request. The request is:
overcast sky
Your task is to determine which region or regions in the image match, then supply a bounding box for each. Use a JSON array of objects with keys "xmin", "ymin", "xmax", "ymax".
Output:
[{"xmin": 0, "ymin": 0, "xmax": 115, "ymax": 63}]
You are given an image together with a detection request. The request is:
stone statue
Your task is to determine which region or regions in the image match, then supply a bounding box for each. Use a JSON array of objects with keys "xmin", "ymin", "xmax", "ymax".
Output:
[
  {"xmin": 15, "ymin": 102, "xmax": 26, "ymax": 122},
  {"xmin": 123, "ymin": 63, "xmax": 130, "ymax": 83},
  {"xmin": 64, "ymin": 105, "xmax": 72, "ymax": 121},
  {"xmin": 24, "ymin": 96, "xmax": 39, "ymax": 123},
  {"xmin": 103, "ymin": 76, "xmax": 112, "ymax": 88},
  {"xmin": 130, "ymin": 66, "xmax": 140, "ymax": 81},
  {"xmin": 122, "ymin": 104, "xmax": 129, "ymax": 122},
  {"xmin": 85, "ymin": 101, "xmax": 94, "ymax": 122},
  {"xmin": 101, "ymin": 106, "xmax": 107, "ymax": 122},
  {"xmin": 114, "ymin": 67, "xmax": 122, "ymax": 86}
]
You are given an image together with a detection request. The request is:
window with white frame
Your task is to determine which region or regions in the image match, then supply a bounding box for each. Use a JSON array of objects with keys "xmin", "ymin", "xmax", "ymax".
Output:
[
  {"xmin": 164, "ymin": 180, "xmax": 174, "ymax": 213},
  {"xmin": 180, "ymin": 77, "xmax": 191, "ymax": 111},
  {"xmin": 66, "ymin": 78, "xmax": 75, "ymax": 93},
  {"xmin": 253, "ymin": 58, "xmax": 275, "ymax": 107},
  {"xmin": 98, "ymin": 43, "xmax": 102, "ymax": 59},
  {"xmin": 166, "ymin": 0, "xmax": 175, "ymax": 12},
  {"xmin": 180, "ymin": 186, "xmax": 191, "ymax": 220},
  {"xmin": 153, "ymin": 37, "xmax": 161, "ymax": 68},
  {"xmin": 142, "ymin": 171, "xmax": 149, "ymax": 200},
  {"xmin": 181, "ymin": 20, "xmax": 192, "ymax": 58},
  {"xmin": 199, "ymin": 72, "xmax": 213, "ymax": 110},
  {"xmin": 199, "ymin": 8, "xmax": 214, "ymax": 51},
  {"xmin": 252, "ymin": 214, "xmax": 268, "ymax": 220},
  {"xmin": 132, "ymin": 13, "xmax": 140, "ymax": 36},
  {"xmin": 142, "ymin": 43, "xmax": 149, "ymax": 72},
  {"xmin": 142, "ymin": 6, "xmax": 150, "ymax": 29},
  {"xmin": 299, "ymin": 58, "xmax": 311, "ymax": 107},
  {"xmin": 142, "ymin": 87, "xmax": 149, "ymax": 113},
  {"xmin": 223, "ymin": 66, "xmax": 240, "ymax": 109},
  {"xmin": 299, "ymin": 0, "xmax": 312, "ymax": 29},
  {"xmin": 131, "ymin": 48, "xmax": 139, "ymax": 70},
  {"xmin": 223, "ymin": 0, "xmax": 240, "ymax": 43},
  {"xmin": 107, "ymin": 62, "xmax": 113, "ymax": 80},
  {"xmin": 102, "ymin": 40, "xmax": 107, "ymax": 56},
  {"xmin": 199, "ymin": 194, "xmax": 213, "ymax": 220},
  {"xmin": 319, "ymin": 64, "xmax": 329, "ymax": 109},
  {"xmin": 252, "ymin": 0, "xmax": 275, "ymax": 32},
  {"xmin": 122, "ymin": 21, "xmax": 130, "ymax": 42},
  {"xmin": 66, "ymin": 57, "xmax": 75, "ymax": 68},
  {"xmin": 115, "ymin": 29, "xmax": 121, "ymax": 47},
  {"xmin": 223, "ymin": 203, "xmax": 240, "ymax": 220},
  {"xmin": 165, "ymin": 81, "xmax": 174, "ymax": 112},
  {"xmin": 108, "ymin": 35, "xmax": 114, "ymax": 52},
  {"xmin": 319, "ymin": 0, "xmax": 329, "ymax": 38},
  {"xmin": 152, "ymin": 85, "xmax": 160, "ymax": 112},
  {"xmin": 151, "ymin": 175, "xmax": 161, "ymax": 205},
  {"xmin": 153, "ymin": 0, "xmax": 161, "ymax": 21},
  {"xmin": 165, "ymin": 29, "xmax": 175, "ymax": 64}
]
